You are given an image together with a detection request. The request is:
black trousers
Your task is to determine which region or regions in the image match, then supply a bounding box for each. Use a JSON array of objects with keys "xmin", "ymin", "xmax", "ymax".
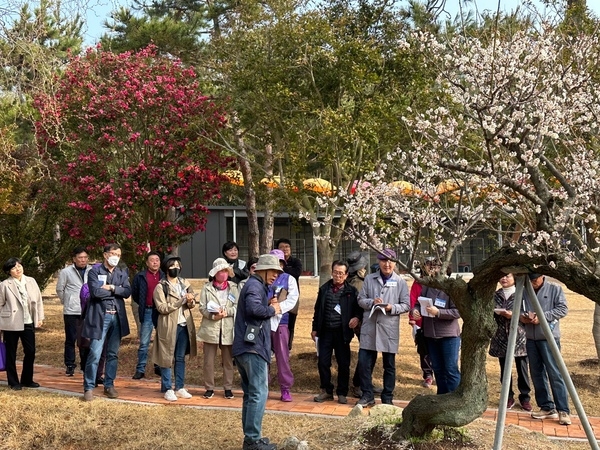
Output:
[
  {"xmin": 317, "ymin": 328, "xmax": 351, "ymax": 396},
  {"xmin": 4, "ymin": 324, "xmax": 36, "ymax": 387},
  {"xmin": 499, "ymin": 356, "xmax": 531, "ymax": 403},
  {"xmin": 64, "ymin": 314, "xmax": 82, "ymax": 368}
]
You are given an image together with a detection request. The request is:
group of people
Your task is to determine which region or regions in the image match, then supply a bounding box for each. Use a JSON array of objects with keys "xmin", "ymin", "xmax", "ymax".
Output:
[
  {"xmin": 489, "ymin": 272, "xmax": 571, "ymax": 426},
  {"xmin": 50, "ymin": 239, "xmax": 300, "ymax": 450},
  {"xmin": 312, "ymin": 251, "xmax": 573, "ymax": 429},
  {"xmin": 0, "ymin": 240, "xmax": 574, "ymax": 449},
  {"xmin": 311, "ymin": 250, "xmax": 461, "ymax": 409}
]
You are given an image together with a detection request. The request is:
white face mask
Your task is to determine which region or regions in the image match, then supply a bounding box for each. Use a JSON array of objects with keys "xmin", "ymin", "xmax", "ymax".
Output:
[{"xmin": 108, "ymin": 256, "xmax": 120, "ymax": 267}]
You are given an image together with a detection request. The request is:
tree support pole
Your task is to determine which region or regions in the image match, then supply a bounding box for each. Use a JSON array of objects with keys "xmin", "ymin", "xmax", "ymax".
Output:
[
  {"xmin": 492, "ymin": 275, "xmax": 525, "ymax": 450},
  {"xmin": 523, "ymin": 277, "xmax": 599, "ymax": 450}
]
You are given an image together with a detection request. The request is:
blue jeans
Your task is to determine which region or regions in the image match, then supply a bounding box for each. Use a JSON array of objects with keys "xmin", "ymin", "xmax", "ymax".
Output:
[
  {"xmin": 235, "ymin": 352, "xmax": 269, "ymax": 444},
  {"xmin": 527, "ymin": 339, "xmax": 569, "ymax": 413},
  {"xmin": 427, "ymin": 336, "xmax": 461, "ymax": 395},
  {"xmin": 358, "ymin": 348, "xmax": 396, "ymax": 402},
  {"xmin": 161, "ymin": 325, "xmax": 188, "ymax": 392},
  {"xmin": 84, "ymin": 313, "xmax": 121, "ymax": 391},
  {"xmin": 135, "ymin": 309, "xmax": 154, "ymax": 373}
]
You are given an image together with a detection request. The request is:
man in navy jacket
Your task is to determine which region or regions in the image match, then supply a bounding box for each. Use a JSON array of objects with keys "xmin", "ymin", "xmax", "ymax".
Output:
[
  {"xmin": 233, "ymin": 254, "xmax": 282, "ymax": 450},
  {"xmin": 82, "ymin": 243, "xmax": 131, "ymax": 401}
]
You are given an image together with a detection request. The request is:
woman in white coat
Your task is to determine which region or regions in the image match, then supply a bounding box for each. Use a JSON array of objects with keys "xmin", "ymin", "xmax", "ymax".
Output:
[
  {"xmin": 197, "ymin": 258, "xmax": 239, "ymax": 399},
  {"xmin": 0, "ymin": 258, "xmax": 44, "ymax": 390}
]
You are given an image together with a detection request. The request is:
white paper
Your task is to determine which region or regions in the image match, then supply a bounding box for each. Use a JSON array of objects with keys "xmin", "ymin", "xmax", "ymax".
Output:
[
  {"xmin": 369, "ymin": 304, "xmax": 388, "ymax": 318},
  {"xmin": 97, "ymin": 275, "xmax": 107, "ymax": 286},
  {"xmin": 206, "ymin": 300, "xmax": 222, "ymax": 313},
  {"xmin": 315, "ymin": 337, "xmax": 319, "ymax": 356},
  {"xmin": 418, "ymin": 296, "xmax": 434, "ymax": 317},
  {"xmin": 494, "ymin": 308, "xmax": 507, "ymax": 314}
]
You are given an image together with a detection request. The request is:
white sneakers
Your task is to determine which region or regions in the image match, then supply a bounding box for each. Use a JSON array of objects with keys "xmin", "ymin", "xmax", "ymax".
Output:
[
  {"xmin": 176, "ymin": 388, "xmax": 193, "ymax": 399},
  {"xmin": 164, "ymin": 390, "xmax": 177, "ymax": 401},
  {"xmin": 164, "ymin": 388, "xmax": 193, "ymax": 401}
]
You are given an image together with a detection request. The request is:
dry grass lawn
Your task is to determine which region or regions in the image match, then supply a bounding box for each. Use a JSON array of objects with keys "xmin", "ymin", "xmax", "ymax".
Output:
[{"xmin": 1, "ymin": 276, "xmax": 598, "ymax": 449}]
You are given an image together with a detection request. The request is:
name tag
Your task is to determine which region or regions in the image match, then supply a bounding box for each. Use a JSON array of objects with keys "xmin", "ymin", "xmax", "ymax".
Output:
[
  {"xmin": 386, "ymin": 281, "xmax": 398, "ymax": 287},
  {"xmin": 334, "ymin": 304, "xmax": 341, "ymax": 315},
  {"xmin": 98, "ymin": 275, "xmax": 107, "ymax": 286},
  {"xmin": 228, "ymin": 293, "xmax": 236, "ymax": 303},
  {"xmin": 434, "ymin": 298, "xmax": 447, "ymax": 308}
]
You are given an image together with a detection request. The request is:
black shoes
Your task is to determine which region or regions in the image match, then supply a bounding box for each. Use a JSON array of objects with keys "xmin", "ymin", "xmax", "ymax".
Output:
[
  {"xmin": 243, "ymin": 438, "xmax": 276, "ymax": 450},
  {"xmin": 94, "ymin": 377, "xmax": 104, "ymax": 387},
  {"xmin": 203, "ymin": 390, "xmax": 214, "ymax": 399},
  {"xmin": 66, "ymin": 366, "xmax": 75, "ymax": 377},
  {"xmin": 10, "ymin": 384, "xmax": 22, "ymax": 391},
  {"xmin": 132, "ymin": 371, "xmax": 145, "ymax": 380},
  {"xmin": 23, "ymin": 382, "xmax": 40, "ymax": 388}
]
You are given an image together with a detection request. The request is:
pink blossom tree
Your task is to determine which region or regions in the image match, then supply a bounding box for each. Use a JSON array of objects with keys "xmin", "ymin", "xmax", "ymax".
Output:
[
  {"xmin": 335, "ymin": 22, "xmax": 600, "ymax": 437},
  {"xmin": 35, "ymin": 45, "xmax": 230, "ymax": 257}
]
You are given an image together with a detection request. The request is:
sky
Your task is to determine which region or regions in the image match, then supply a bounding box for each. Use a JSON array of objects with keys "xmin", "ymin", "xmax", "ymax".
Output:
[{"xmin": 82, "ymin": 0, "xmax": 600, "ymax": 46}]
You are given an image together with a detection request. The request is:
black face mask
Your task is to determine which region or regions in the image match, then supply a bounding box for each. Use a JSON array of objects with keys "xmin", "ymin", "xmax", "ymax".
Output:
[{"xmin": 168, "ymin": 268, "xmax": 180, "ymax": 278}]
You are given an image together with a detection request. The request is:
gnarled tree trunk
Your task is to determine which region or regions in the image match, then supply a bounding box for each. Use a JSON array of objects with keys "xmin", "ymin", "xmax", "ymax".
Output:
[{"xmin": 394, "ymin": 274, "xmax": 496, "ymax": 438}]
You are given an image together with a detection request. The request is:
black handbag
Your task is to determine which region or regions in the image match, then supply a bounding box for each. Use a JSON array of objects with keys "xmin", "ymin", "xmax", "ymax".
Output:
[{"xmin": 244, "ymin": 323, "xmax": 262, "ymax": 344}]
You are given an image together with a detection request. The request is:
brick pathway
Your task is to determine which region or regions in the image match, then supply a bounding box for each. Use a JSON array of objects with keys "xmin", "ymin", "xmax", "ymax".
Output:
[{"xmin": 2, "ymin": 364, "xmax": 600, "ymax": 442}]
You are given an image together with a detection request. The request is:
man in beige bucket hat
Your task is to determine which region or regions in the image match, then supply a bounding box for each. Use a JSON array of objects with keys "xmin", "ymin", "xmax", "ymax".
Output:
[{"xmin": 233, "ymin": 254, "xmax": 282, "ymax": 450}]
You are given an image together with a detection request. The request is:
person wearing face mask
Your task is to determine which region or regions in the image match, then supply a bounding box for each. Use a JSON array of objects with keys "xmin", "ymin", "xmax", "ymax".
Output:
[
  {"xmin": 81, "ymin": 243, "xmax": 132, "ymax": 401},
  {"xmin": 197, "ymin": 258, "xmax": 239, "ymax": 399},
  {"xmin": 152, "ymin": 254, "xmax": 197, "ymax": 402}
]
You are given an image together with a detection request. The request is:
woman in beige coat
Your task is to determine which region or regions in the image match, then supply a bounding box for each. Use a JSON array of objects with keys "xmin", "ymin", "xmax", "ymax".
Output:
[
  {"xmin": 197, "ymin": 258, "xmax": 239, "ymax": 399},
  {"xmin": 151, "ymin": 255, "xmax": 197, "ymax": 402},
  {"xmin": 0, "ymin": 257, "xmax": 44, "ymax": 390}
]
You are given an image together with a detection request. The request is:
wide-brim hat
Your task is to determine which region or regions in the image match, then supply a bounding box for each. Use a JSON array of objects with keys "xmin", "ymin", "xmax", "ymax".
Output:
[
  {"xmin": 255, "ymin": 254, "xmax": 284, "ymax": 273},
  {"xmin": 209, "ymin": 257, "xmax": 234, "ymax": 278},
  {"xmin": 161, "ymin": 254, "xmax": 181, "ymax": 273},
  {"xmin": 347, "ymin": 251, "xmax": 368, "ymax": 273}
]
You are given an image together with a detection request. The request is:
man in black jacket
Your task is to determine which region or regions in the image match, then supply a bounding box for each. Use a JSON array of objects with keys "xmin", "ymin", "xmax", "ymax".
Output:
[
  {"xmin": 311, "ymin": 260, "xmax": 362, "ymax": 404},
  {"xmin": 275, "ymin": 238, "xmax": 303, "ymax": 350}
]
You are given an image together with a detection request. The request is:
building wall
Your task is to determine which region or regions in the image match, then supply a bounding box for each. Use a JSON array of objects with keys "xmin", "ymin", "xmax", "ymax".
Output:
[{"xmin": 179, "ymin": 206, "xmax": 498, "ymax": 278}]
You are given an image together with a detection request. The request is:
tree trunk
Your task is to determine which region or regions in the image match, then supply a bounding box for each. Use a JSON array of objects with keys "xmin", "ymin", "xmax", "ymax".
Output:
[
  {"xmin": 260, "ymin": 191, "xmax": 275, "ymax": 254},
  {"xmin": 234, "ymin": 125, "xmax": 259, "ymax": 259},
  {"xmin": 316, "ymin": 236, "xmax": 335, "ymax": 285},
  {"xmin": 593, "ymin": 303, "xmax": 600, "ymax": 361},
  {"xmin": 259, "ymin": 142, "xmax": 275, "ymax": 254},
  {"xmin": 394, "ymin": 275, "xmax": 496, "ymax": 438}
]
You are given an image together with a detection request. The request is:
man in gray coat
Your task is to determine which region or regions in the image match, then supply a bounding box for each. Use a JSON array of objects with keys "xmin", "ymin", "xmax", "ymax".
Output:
[
  {"xmin": 521, "ymin": 273, "xmax": 570, "ymax": 425},
  {"xmin": 356, "ymin": 249, "xmax": 410, "ymax": 406},
  {"xmin": 56, "ymin": 246, "xmax": 91, "ymax": 376}
]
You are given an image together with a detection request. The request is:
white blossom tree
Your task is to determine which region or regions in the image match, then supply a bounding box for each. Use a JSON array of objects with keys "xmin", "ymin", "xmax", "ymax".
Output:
[{"xmin": 334, "ymin": 19, "xmax": 600, "ymax": 438}]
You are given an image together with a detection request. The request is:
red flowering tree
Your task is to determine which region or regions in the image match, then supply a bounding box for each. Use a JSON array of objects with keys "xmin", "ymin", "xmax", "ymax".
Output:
[{"xmin": 35, "ymin": 45, "xmax": 230, "ymax": 256}]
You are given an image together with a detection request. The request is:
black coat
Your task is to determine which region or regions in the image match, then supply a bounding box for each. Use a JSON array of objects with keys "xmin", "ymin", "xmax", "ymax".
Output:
[{"xmin": 312, "ymin": 280, "xmax": 361, "ymax": 344}]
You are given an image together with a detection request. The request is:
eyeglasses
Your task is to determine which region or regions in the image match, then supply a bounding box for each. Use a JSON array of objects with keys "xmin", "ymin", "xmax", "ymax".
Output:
[{"xmin": 332, "ymin": 271, "xmax": 347, "ymax": 276}]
